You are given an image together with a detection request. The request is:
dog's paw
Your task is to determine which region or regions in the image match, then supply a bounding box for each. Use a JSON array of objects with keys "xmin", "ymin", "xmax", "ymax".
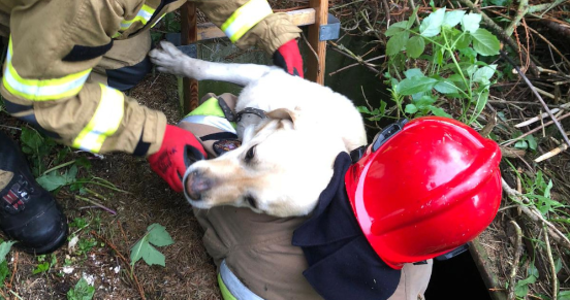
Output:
[{"xmin": 149, "ymin": 41, "xmax": 192, "ymax": 77}]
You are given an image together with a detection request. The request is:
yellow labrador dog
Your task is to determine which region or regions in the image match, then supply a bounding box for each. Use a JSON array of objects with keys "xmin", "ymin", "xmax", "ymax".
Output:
[{"xmin": 149, "ymin": 41, "xmax": 367, "ymax": 217}]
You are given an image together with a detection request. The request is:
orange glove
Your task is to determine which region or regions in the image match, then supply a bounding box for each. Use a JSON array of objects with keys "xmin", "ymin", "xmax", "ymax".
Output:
[
  {"xmin": 273, "ymin": 39, "xmax": 304, "ymax": 78},
  {"xmin": 148, "ymin": 125, "xmax": 207, "ymax": 192}
]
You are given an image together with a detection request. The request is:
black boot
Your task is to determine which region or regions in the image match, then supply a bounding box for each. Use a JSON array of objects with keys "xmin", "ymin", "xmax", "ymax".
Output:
[{"xmin": 0, "ymin": 131, "xmax": 68, "ymax": 254}]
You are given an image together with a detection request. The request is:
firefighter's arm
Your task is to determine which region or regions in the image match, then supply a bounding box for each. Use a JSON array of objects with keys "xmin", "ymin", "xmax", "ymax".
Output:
[
  {"xmin": 0, "ymin": 0, "xmax": 166, "ymax": 156},
  {"xmin": 194, "ymin": 0, "xmax": 303, "ymax": 77}
]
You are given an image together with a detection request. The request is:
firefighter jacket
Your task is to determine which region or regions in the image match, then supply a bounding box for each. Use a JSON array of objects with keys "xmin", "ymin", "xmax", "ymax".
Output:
[{"xmin": 0, "ymin": 0, "xmax": 301, "ymax": 156}]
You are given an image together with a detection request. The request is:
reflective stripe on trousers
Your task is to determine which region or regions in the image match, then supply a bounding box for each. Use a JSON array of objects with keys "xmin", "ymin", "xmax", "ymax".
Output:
[
  {"xmin": 218, "ymin": 260, "xmax": 264, "ymax": 300},
  {"xmin": 72, "ymin": 84, "xmax": 125, "ymax": 153}
]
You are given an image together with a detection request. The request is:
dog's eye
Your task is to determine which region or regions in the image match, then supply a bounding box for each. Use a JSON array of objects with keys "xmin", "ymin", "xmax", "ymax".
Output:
[
  {"xmin": 245, "ymin": 145, "xmax": 256, "ymax": 162},
  {"xmin": 244, "ymin": 195, "xmax": 257, "ymax": 209}
]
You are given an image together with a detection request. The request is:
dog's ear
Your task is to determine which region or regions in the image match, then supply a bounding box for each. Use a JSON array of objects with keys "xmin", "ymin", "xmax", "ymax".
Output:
[{"xmin": 265, "ymin": 108, "xmax": 298, "ymax": 124}]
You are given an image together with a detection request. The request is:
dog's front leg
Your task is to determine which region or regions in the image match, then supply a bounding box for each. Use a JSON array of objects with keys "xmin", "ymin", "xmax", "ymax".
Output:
[{"xmin": 149, "ymin": 41, "xmax": 277, "ymax": 86}]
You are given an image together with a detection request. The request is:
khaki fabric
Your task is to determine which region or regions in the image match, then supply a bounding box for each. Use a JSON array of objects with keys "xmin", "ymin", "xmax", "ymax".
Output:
[
  {"xmin": 0, "ymin": 0, "xmax": 300, "ymax": 156},
  {"xmin": 194, "ymin": 205, "xmax": 433, "ymax": 300},
  {"xmin": 0, "ymin": 170, "xmax": 13, "ymax": 191}
]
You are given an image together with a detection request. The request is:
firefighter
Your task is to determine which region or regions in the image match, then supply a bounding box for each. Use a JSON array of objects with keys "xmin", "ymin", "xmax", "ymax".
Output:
[
  {"xmin": 179, "ymin": 114, "xmax": 502, "ymax": 300},
  {"xmin": 0, "ymin": 0, "xmax": 303, "ymax": 253}
]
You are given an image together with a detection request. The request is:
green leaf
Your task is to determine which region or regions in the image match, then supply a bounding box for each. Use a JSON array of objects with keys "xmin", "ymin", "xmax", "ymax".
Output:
[
  {"xmin": 37, "ymin": 172, "xmax": 68, "ymax": 192},
  {"xmin": 428, "ymin": 106, "xmax": 452, "ymax": 118},
  {"xmin": 396, "ymin": 77, "xmax": 438, "ymax": 95},
  {"xmin": 385, "ymin": 21, "xmax": 409, "ymax": 37},
  {"xmin": 0, "ymin": 261, "xmax": 10, "ymax": 288},
  {"xmin": 434, "ymin": 79, "xmax": 459, "ymax": 94},
  {"xmin": 387, "ymin": 32, "xmax": 410, "ymax": 56},
  {"xmin": 130, "ymin": 223, "xmax": 173, "ymax": 267},
  {"xmin": 67, "ymin": 277, "xmax": 95, "ymax": 300},
  {"xmin": 419, "ymin": 8, "xmax": 446, "ymax": 37},
  {"xmin": 472, "ymin": 28, "xmax": 500, "ymax": 56},
  {"xmin": 515, "ymin": 274, "xmax": 537, "ymax": 298},
  {"xmin": 357, "ymin": 106, "xmax": 372, "ymax": 114},
  {"xmin": 514, "ymin": 141, "xmax": 528, "ymax": 150},
  {"xmin": 461, "ymin": 13, "xmax": 482, "ymax": 33},
  {"xmin": 405, "ymin": 104, "xmax": 418, "ymax": 114},
  {"xmin": 0, "ymin": 241, "xmax": 16, "ymax": 263},
  {"xmin": 473, "ymin": 64, "xmax": 497, "ymax": 84},
  {"xmin": 413, "ymin": 95, "xmax": 437, "ymax": 107},
  {"xmin": 406, "ymin": 36, "xmax": 425, "ymax": 58},
  {"xmin": 147, "ymin": 224, "xmax": 174, "ymax": 247},
  {"xmin": 455, "ymin": 34, "xmax": 472, "ymax": 49},
  {"xmin": 525, "ymin": 134, "xmax": 538, "ymax": 151},
  {"xmin": 33, "ymin": 262, "xmax": 50, "ymax": 275},
  {"xmin": 404, "ymin": 68, "xmax": 424, "ymax": 79},
  {"xmin": 443, "ymin": 10, "xmax": 466, "ymax": 27},
  {"xmin": 472, "ymin": 89, "xmax": 489, "ymax": 122},
  {"xmin": 559, "ymin": 290, "xmax": 570, "ymax": 300}
]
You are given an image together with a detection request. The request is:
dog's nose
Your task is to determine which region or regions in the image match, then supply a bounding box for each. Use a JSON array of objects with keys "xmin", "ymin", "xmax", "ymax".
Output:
[{"xmin": 185, "ymin": 170, "xmax": 212, "ymax": 201}]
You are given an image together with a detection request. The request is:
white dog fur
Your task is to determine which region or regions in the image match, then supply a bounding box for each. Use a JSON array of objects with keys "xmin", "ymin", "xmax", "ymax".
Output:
[{"xmin": 149, "ymin": 41, "xmax": 367, "ymax": 217}]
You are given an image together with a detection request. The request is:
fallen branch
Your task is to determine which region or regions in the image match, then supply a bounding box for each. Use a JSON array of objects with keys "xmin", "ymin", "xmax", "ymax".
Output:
[
  {"xmin": 503, "ymin": 112, "xmax": 570, "ymax": 147},
  {"xmin": 504, "ymin": 0, "xmax": 529, "ymax": 37},
  {"xmin": 500, "ymin": 51, "xmax": 570, "ymax": 148},
  {"xmin": 535, "ymin": 143, "xmax": 569, "ymax": 163},
  {"xmin": 543, "ymin": 224, "xmax": 558, "ymax": 300},
  {"xmin": 501, "ymin": 178, "xmax": 570, "ymax": 250},
  {"xmin": 507, "ymin": 220, "xmax": 523, "ymax": 300},
  {"xmin": 515, "ymin": 104, "xmax": 570, "ymax": 128}
]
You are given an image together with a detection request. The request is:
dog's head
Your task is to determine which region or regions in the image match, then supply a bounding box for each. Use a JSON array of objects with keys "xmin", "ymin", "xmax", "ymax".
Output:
[{"xmin": 183, "ymin": 108, "xmax": 346, "ymax": 217}]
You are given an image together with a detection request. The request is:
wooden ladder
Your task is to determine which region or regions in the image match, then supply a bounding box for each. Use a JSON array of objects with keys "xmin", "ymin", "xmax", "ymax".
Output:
[{"xmin": 179, "ymin": 0, "xmax": 329, "ymax": 114}]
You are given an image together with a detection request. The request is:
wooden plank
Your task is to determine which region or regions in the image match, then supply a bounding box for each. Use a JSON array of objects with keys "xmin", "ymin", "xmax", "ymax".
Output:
[
  {"xmin": 196, "ymin": 8, "xmax": 316, "ymax": 41},
  {"xmin": 180, "ymin": 3, "xmax": 199, "ymax": 114},
  {"xmin": 305, "ymin": 0, "xmax": 327, "ymax": 85}
]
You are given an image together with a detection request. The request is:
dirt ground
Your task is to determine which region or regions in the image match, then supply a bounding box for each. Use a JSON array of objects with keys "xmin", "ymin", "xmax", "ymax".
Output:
[{"xmin": 0, "ymin": 71, "xmax": 222, "ymax": 300}]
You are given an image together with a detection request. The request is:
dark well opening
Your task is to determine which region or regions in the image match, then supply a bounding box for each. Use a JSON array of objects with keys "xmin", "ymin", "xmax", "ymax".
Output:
[{"xmin": 425, "ymin": 250, "xmax": 492, "ymax": 300}]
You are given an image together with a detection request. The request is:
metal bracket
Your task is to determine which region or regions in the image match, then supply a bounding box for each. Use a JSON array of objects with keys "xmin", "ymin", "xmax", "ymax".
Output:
[{"xmin": 319, "ymin": 13, "xmax": 340, "ymax": 41}]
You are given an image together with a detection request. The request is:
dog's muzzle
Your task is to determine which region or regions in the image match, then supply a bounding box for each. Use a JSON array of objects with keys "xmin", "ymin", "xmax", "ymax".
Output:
[{"xmin": 183, "ymin": 169, "xmax": 212, "ymax": 201}]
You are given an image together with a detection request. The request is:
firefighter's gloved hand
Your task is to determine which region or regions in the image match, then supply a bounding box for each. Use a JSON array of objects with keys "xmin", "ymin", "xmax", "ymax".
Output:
[
  {"xmin": 273, "ymin": 39, "xmax": 304, "ymax": 78},
  {"xmin": 148, "ymin": 125, "xmax": 207, "ymax": 192}
]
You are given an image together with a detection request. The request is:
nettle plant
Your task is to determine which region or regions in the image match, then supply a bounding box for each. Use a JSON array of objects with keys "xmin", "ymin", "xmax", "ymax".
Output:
[{"xmin": 385, "ymin": 8, "xmax": 501, "ymax": 124}]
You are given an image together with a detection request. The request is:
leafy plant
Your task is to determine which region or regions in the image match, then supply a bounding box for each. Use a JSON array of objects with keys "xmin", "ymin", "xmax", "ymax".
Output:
[
  {"xmin": 0, "ymin": 241, "xmax": 16, "ymax": 288},
  {"xmin": 130, "ymin": 223, "xmax": 174, "ymax": 269},
  {"xmin": 19, "ymin": 128, "xmax": 58, "ymax": 176},
  {"xmin": 33, "ymin": 253, "xmax": 57, "ymax": 275},
  {"xmin": 67, "ymin": 277, "xmax": 95, "ymax": 300},
  {"xmin": 385, "ymin": 7, "xmax": 501, "ymax": 124}
]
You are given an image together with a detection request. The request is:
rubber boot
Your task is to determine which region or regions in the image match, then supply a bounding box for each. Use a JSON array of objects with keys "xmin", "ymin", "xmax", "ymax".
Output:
[{"xmin": 0, "ymin": 132, "xmax": 68, "ymax": 254}]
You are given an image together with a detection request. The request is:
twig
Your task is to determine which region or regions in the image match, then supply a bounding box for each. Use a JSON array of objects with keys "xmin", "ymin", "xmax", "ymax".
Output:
[
  {"xmin": 503, "ymin": 112, "xmax": 570, "ymax": 147},
  {"xmin": 91, "ymin": 230, "xmax": 146, "ymax": 300},
  {"xmin": 500, "ymin": 51, "xmax": 570, "ymax": 148},
  {"xmin": 534, "ymin": 143, "xmax": 569, "ymax": 163},
  {"xmin": 75, "ymin": 195, "xmax": 116, "ymax": 215},
  {"xmin": 458, "ymin": 0, "xmax": 539, "ymax": 77},
  {"xmin": 507, "ymin": 220, "xmax": 523, "ymax": 300},
  {"xmin": 502, "ymin": 178, "xmax": 570, "ymax": 250},
  {"xmin": 515, "ymin": 104, "xmax": 570, "ymax": 128},
  {"xmin": 7, "ymin": 252, "xmax": 18, "ymax": 290},
  {"xmin": 8, "ymin": 290, "xmax": 23, "ymax": 300},
  {"xmin": 505, "ymin": 0, "xmax": 529, "ymax": 37},
  {"xmin": 0, "ymin": 125, "xmax": 21, "ymax": 131},
  {"xmin": 543, "ymin": 224, "xmax": 558, "ymax": 300},
  {"xmin": 300, "ymin": 32, "xmax": 320, "ymax": 74}
]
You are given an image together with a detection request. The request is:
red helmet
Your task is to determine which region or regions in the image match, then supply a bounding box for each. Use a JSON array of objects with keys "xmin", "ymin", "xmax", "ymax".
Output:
[{"xmin": 345, "ymin": 116, "xmax": 502, "ymax": 270}]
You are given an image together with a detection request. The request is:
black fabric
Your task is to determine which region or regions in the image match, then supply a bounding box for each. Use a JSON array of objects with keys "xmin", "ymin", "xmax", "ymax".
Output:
[
  {"xmin": 292, "ymin": 152, "xmax": 401, "ymax": 300},
  {"xmin": 3, "ymin": 100, "xmax": 60, "ymax": 139},
  {"xmin": 133, "ymin": 136, "xmax": 151, "ymax": 157},
  {"xmin": 200, "ymin": 132, "xmax": 238, "ymax": 141},
  {"xmin": 62, "ymin": 41, "xmax": 114, "ymax": 62},
  {"xmin": 272, "ymin": 51, "xmax": 300, "ymax": 76},
  {"xmin": 106, "ymin": 56, "xmax": 152, "ymax": 91}
]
